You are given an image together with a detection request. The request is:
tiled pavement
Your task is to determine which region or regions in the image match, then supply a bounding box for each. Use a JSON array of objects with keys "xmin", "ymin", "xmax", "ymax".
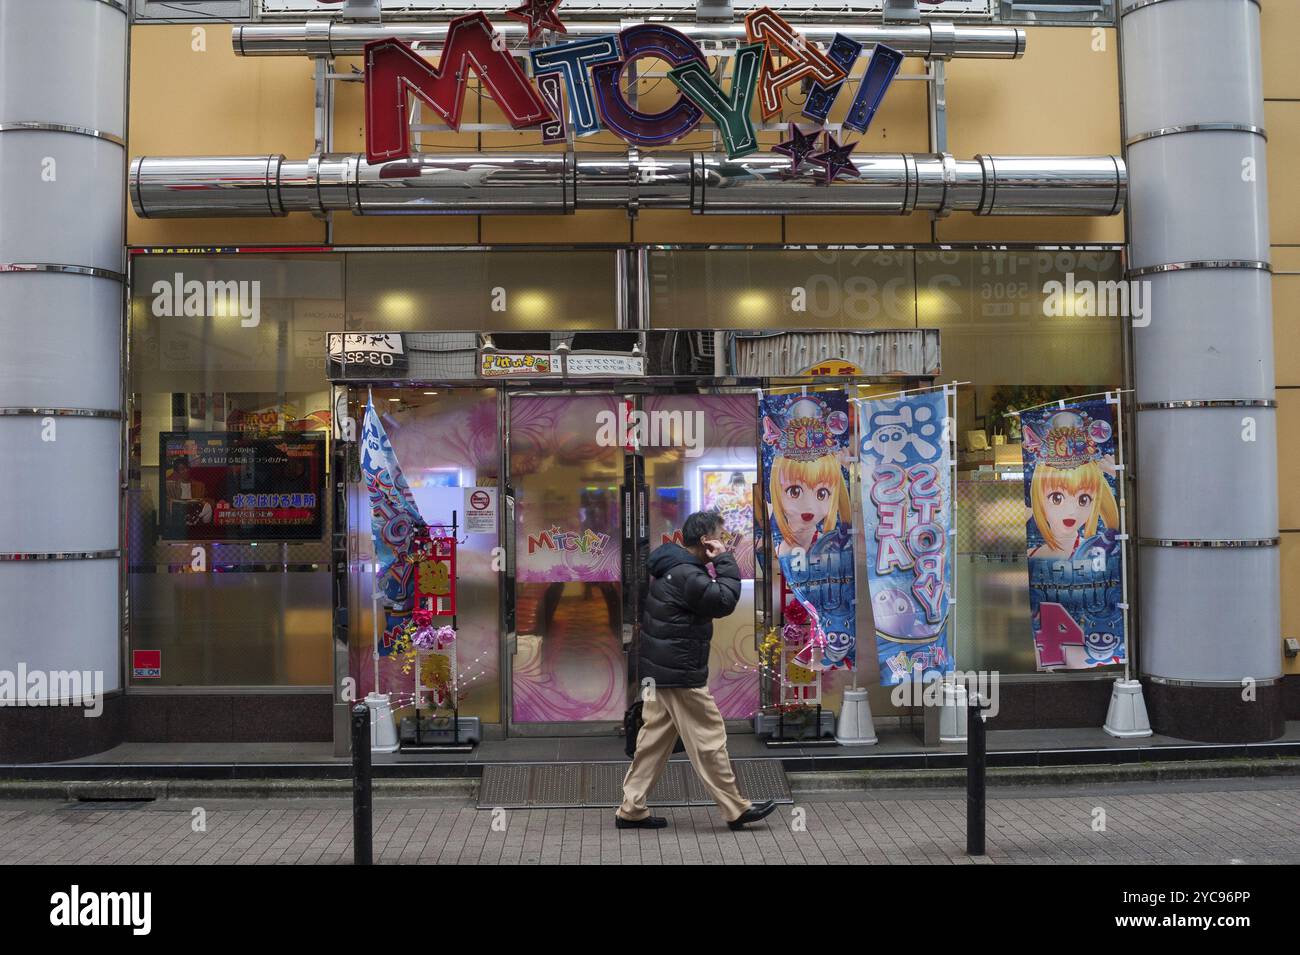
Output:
[{"xmin": 2, "ymin": 778, "xmax": 1297, "ymax": 864}]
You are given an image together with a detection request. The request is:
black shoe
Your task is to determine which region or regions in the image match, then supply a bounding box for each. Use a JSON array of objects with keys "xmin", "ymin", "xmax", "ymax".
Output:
[
  {"xmin": 616, "ymin": 815, "xmax": 668, "ymax": 830},
  {"xmin": 727, "ymin": 799, "xmax": 776, "ymax": 830}
]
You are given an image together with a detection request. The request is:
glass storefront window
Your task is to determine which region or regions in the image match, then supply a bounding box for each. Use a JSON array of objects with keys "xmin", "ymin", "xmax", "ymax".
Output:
[
  {"xmin": 647, "ymin": 248, "xmax": 915, "ymax": 329},
  {"xmin": 922, "ymin": 249, "xmax": 1125, "ymax": 676},
  {"xmin": 128, "ymin": 254, "xmax": 343, "ymax": 687},
  {"xmin": 646, "ymin": 246, "xmax": 1128, "ymax": 678},
  {"xmin": 346, "ymin": 250, "xmax": 620, "ymax": 331},
  {"xmin": 129, "ymin": 244, "xmax": 1129, "ymax": 708},
  {"xmin": 915, "ymin": 248, "xmax": 1123, "ymax": 387},
  {"xmin": 129, "ymin": 250, "xmax": 620, "ymax": 691}
]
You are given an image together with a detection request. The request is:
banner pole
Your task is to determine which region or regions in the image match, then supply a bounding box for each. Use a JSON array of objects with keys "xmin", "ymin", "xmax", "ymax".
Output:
[
  {"xmin": 1101, "ymin": 388, "xmax": 1151, "ymax": 737},
  {"xmin": 847, "ymin": 380, "xmax": 969, "ymax": 408},
  {"xmin": 1110, "ymin": 389, "xmax": 1133, "ymax": 684},
  {"xmin": 1004, "ymin": 387, "xmax": 1135, "ymax": 419},
  {"xmin": 945, "ymin": 383, "xmax": 958, "ymax": 678},
  {"xmin": 754, "ymin": 387, "xmax": 773, "ymax": 711},
  {"xmin": 851, "ymin": 399, "xmax": 861, "ymax": 692},
  {"xmin": 367, "ymin": 387, "xmax": 379, "ymax": 700},
  {"xmin": 372, "ymin": 590, "xmax": 381, "ymax": 698}
]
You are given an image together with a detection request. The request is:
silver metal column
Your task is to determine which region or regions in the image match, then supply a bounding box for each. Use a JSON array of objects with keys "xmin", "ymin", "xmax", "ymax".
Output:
[
  {"xmin": 1121, "ymin": 0, "xmax": 1282, "ymax": 740},
  {"xmin": 0, "ymin": 0, "xmax": 127, "ymax": 734}
]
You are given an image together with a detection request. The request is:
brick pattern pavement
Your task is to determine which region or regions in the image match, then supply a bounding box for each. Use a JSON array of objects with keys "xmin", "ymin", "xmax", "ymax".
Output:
[{"xmin": 1, "ymin": 784, "xmax": 1297, "ymax": 864}]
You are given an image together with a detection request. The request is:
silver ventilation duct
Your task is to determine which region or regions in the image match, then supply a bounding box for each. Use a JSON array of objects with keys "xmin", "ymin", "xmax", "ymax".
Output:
[
  {"xmin": 129, "ymin": 152, "xmax": 1125, "ymax": 218},
  {"xmin": 231, "ymin": 20, "xmax": 1025, "ymax": 59}
]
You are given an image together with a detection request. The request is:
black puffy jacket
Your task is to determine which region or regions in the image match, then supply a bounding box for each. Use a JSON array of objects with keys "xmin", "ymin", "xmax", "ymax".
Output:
[{"xmin": 638, "ymin": 542, "xmax": 742, "ymax": 689}]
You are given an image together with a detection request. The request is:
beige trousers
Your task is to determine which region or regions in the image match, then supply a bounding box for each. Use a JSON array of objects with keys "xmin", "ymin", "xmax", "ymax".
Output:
[{"xmin": 616, "ymin": 686, "xmax": 751, "ymax": 823}]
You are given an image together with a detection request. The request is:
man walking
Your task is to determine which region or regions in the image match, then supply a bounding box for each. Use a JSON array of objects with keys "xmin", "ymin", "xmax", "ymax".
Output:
[{"xmin": 616, "ymin": 510, "xmax": 776, "ymax": 831}]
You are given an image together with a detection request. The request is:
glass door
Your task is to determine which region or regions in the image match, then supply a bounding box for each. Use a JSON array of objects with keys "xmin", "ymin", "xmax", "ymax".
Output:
[
  {"xmin": 641, "ymin": 394, "xmax": 761, "ymax": 721},
  {"xmin": 507, "ymin": 393, "xmax": 626, "ymax": 729},
  {"xmin": 345, "ymin": 388, "xmax": 503, "ymax": 724}
]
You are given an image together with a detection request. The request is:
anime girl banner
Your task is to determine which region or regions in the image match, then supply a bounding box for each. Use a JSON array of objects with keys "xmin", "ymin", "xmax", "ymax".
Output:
[
  {"xmin": 858, "ymin": 392, "xmax": 955, "ymax": 686},
  {"xmin": 1020, "ymin": 399, "xmax": 1126, "ymax": 670},
  {"xmin": 759, "ymin": 391, "xmax": 856, "ymax": 668},
  {"xmin": 362, "ymin": 397, "xmax": 427, "ymax": 656}
]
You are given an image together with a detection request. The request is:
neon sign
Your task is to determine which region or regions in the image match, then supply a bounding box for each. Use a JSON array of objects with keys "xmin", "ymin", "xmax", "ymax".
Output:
[{"xmin": 363, "ymin": 6, "xmax": 902, "ymax": 163}]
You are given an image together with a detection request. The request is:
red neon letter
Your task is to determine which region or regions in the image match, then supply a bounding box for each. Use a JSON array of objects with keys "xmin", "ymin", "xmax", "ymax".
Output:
[
  {"xmin": 745, "ymin": 7, "xmax": 846, "ymax": 121},
  {"xmin": 364, "ymin": 14, "xmax": 553, "ymax": 163}
]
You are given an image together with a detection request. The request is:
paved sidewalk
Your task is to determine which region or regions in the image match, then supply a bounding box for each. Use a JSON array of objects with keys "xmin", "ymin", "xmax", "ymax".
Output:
[{"xmin": 1, "ymin": 777, "xmax": 1297, "ymax": 865}]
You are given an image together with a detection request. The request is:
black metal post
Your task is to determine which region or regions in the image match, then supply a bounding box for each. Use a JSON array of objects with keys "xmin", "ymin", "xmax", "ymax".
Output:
[
  {"xmin": 351, "ymin": 703, "xmax": 373, "ymax": 866},
  {"xmin": 966, "ymin": 693, "xmax": 986, "ymax": 857}
]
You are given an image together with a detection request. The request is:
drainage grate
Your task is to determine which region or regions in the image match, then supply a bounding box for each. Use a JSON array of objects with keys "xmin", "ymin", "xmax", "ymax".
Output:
[
  {"xmin": 735, "ymin": 759, "xmax": 790, "ymax": 800},
  {"xmin": 479, "ymin": 764, "xmax": 530, "ymax": 809},
  {"xmin": 528, "ymin": 763, "xmax": 585, "ymax": 808},
  {"xmin": 477, "ymin": 760, "xmax": 791, "ymax": 810},
  {"xmin": 585, "ymin": 763, "xmax": 626, "ymax": 806},
  {"xmin": 647, "ymin": 761, "xmax": 690, "ymax": 804}
]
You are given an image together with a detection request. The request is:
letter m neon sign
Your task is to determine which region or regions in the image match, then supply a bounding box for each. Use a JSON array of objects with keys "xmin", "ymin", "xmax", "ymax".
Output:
[{"xmin": 364, "ymin": 13, "xmax": 552, "ymax": 164}]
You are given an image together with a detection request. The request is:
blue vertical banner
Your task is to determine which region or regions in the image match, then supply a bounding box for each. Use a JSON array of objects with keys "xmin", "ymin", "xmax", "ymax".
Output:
[
  {"xmin": 361, "ymin": 397, "xmax": 426, "ymax": 656},
  {"xmin": 759, "ymin": 391, "xmax": 856, "ymax": 668},
  {"xmin": 859, "ymin": 392, "xmax": 954, "ymax": 686},
  {"xmin": 1020, "ymin": 400, "xmax": 1126, "ymax": 670}
]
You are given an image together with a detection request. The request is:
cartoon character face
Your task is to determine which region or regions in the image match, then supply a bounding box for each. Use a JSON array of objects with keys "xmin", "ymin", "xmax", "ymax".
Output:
[
  {"xmin": 865, "ymin": 403, "xmax": 940, "ymax": 465},
  {"xmin": 779, "ymin": 476, "xmax": 835, "ymax": 541},
  {"xmin": 872, "ymin": 589, "xmax": 913, "ymax": 638},
  {"xmin": 868, "ymin": 423, "xmax": 911, "ymax": 464},
  {"xmin": 871, "ymin": 587, "xmax": 945, "ymax": 640},
  {"xmin": 1041, "ymin": 485, "xmax": 1094, "ymax": 546},
  {"xmin": 823, "ymin": 630, "xmax": 852, "ymax": 664},
  {"xmin": 1084, "ymin": 630, "xmax": 1121, "ymax": 662}
]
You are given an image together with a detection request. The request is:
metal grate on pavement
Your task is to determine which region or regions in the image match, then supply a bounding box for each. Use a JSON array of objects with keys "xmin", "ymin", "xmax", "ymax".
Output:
[{"xmin": 476, "ymin": 759, "xmax": 791, "ymax": 810}]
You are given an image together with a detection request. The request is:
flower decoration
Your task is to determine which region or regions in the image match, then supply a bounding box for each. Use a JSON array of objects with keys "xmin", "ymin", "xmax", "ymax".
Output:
[
  {"xmin": 783, "ymin": 600, "xmax": 809, "ymax": 625},
  {"xmin": 782, "ymin": 620, "xmax": 809, "ymax": 644}
]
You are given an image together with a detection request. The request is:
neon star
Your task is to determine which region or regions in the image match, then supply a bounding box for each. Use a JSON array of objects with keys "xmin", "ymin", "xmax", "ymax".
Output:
[
  {"xmin": 506, "ymin": 0, "xmax": 567, "ymax": 42},
  {"xmin": 770, "ymin": 123, "xmax": 820, "ymax": 175},
  {"xmin": 808, "ymin": 131, "xmax": 859, "ymax": 185}
]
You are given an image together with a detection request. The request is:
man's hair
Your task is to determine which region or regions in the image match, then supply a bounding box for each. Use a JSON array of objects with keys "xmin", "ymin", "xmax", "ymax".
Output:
[{"xmin": 682, "ymin": 510, "xmax": 724, "ymax": 547}]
